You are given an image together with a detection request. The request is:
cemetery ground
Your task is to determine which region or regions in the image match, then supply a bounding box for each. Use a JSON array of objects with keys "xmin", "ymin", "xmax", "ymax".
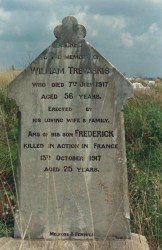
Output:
[{"xmin": 0, "ymin": 69, "xmax": 162, "ymax": 250}]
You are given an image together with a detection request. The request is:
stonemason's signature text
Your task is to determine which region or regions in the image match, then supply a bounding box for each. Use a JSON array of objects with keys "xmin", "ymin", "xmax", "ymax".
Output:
[{"xmin": 50, "ymin": 232, "xmax": 94, "ymax": 237}]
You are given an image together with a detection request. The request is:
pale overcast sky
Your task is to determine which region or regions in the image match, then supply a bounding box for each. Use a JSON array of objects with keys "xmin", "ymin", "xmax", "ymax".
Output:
[{"xmin": 0, "ymin": 0, "xmax": 161, "ymax": 77}]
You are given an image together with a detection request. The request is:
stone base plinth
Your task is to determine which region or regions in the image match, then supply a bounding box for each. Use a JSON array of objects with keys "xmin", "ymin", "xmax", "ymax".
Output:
[{"xmin": 0, "ymin": 234, "xmax": 149, "ymax": 250}]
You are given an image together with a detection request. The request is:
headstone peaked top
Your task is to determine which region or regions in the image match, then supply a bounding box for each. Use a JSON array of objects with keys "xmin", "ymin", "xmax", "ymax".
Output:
[{"xmin": 8, "ymin": 16, "xmax": 133, "ymax": 240}]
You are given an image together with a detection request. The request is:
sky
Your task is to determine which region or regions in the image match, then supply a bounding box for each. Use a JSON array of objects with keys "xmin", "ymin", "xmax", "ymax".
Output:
[{"xmin": 0, "ymin": 0, "xmax": 162, "ymax": 77}]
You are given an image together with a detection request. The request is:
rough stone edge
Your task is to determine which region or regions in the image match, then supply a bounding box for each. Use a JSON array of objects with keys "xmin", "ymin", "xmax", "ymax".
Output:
[{"xmin": 0, "ymin": 234, "xmax": 149, "ymax": 250}]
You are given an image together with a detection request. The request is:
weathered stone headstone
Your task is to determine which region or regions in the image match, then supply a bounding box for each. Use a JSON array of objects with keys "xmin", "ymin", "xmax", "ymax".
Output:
[{"xmin": 8, "ymin": 16, "xmax": 133, "ymax": 240}]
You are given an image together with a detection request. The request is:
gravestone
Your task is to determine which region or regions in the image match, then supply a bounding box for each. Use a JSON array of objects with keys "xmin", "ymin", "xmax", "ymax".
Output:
[{"xmin": 8, "ymin": 16, "xmax": 133, "ymax": 240}]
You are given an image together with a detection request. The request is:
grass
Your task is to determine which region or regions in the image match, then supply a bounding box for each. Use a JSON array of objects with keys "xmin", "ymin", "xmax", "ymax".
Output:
[
  {"xmin": 0, "ymin": 69, "xmax": 162, "ymax": 249},
  {"xmin": 0, "ymin": 69, "xmax": 20, "ymax": 237},
  {"xmin": 124, "ymin": 88, "xmax": 162, "ymax": 250}
]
